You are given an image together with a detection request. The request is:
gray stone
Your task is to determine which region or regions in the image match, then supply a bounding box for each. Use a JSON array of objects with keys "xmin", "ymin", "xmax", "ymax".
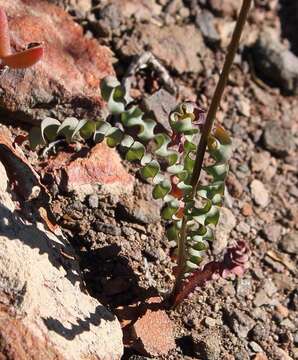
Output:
[
  {"xmin": 165, "ymin": 0, "xmax": 183, "ymax": 15},
  {"xmin": 117, "ymin": 197, "xmax": 161, "ymax": 225},
  {"xmin": 251, "ymin": 323, "xmax": 270, "ymax": 342},
  {"xmin": 280, "ymin": 319, "xmax": 295, "ymax": 331},
  {"xmin": 279, "ymin": 232, "xmax": 298, "ymax": 255},
  {"xmin": 252, "ymin": 29, "xmax": 298, "ymax": 95},
  {"xmin": 263, "ymin": 255, "xmax": 285, "ymax": 272},
  {"xmin": 196, "ymin": 10, "xmax": 220, "ymax": 46},
  {"xmin": 236, "ymin": 278, "xmax": 252, "ymax": 298},
  {"xmin": 192, "ymin": 329, "xmax": 221, "ymax": 360},
  {"xmin": 227, "ymin": 309, "xmax": 255, "ymax": 339},
  {"xmin": 250, "ymin": 180, "xmax": 270, "ymax": 208},
  {"xmin": 262, "ymin": 223, "xmax": 282, "ymax": 243},
  {"xmin": 143, "ymin": 89, "xmax": 177, "ymax": 133},
  {"xmin": 249, "ymin": 342, "xmax": 264, "ymax": 353},
  {"xmin": 254, "ymin": 289, "xmax": 272, "ymax": 307},
  {"xmin": 204, "ymin": 317, "xmax": 217, "ymax": 327},
  {"xmin": 236, "ymin": 96, "xmax": 251, "ymax": 117},
  {"xmin": 263, "ymin": 121, "xmax": 295, "ymax": 158},
  {"xmin": 234, "ymin": 348, "xmax": 249, "ymax": 360},
  {"xmin": 119, "ymin": 23, "xmax": 205, "ymax": 74},
  {"xmin": 236, "ymin": 221, "xmax": 251, "ymax": 234},
  {"xmin": 213, "ymin": 207, "xmax": 236, "ymax": 254},
  {"xmin": 207, "ymin": 0, "xmax": 239, "ymax": 17},
  {"xmin": 294, "ymin": 332, "xmax": 298, "ymax": 345},
  {"xmin": 88, "ymin": 193, "xmax": 99, "ymax": 208},
  {"xmin": 94, "ymin": 221, "xmax": 121, "ymax": 236},
  {"xmin": 251, "ymin": 152, "xmax": 271, "ymax": 173},
  {"xmin": 263, "ymin": 279, "xmax": 278, "ymax": 297}
]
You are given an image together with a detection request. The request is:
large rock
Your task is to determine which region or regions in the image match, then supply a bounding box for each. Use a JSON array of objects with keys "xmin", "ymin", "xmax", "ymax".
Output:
[
  {"xmin": 0, "ymin": 0, "xmax": 114, "ymax": 124},
  {"xmin": 252, "ymin": 29, "xmax": 298, "ymax": 95},
  {"xmin": 0, "ymin": 307, "xmax": 64, "ymax": 359},
  {"xmin": 0, "ymin": 139, "xmax": 123, "ymax": 359},
  {"xmin": 117, "ymin": 23, "xmax": 205, "ymax": 74}
]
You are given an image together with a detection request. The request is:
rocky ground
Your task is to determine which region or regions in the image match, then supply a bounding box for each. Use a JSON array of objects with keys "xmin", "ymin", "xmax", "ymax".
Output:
[{"xmin": 0, "ymin": 0, "xmax": 298, "ymax": 359}]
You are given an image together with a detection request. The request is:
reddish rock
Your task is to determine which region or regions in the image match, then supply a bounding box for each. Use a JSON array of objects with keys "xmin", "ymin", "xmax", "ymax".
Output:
[
  {"xmin": 253, "ymin": 354, "xmax": 268, "ymax": 360},
  {"xmin": 0, "ymin": 0, "xmax": 114, "ymax": 124},
  {"xmin": 43, "ymin": 142, "xmax": 134, "ymax": 195},
  {"xmin": 207, "ymin": 0, "xmax": 239, "ymax": 17},
  {"xmin": 241, "ymin": 202, "xmax": 253, "ymax": 217},
  {"xmin": 115, "ymin": 297, "xmax": 175, "ymax": 357},
  {"xmin": 0, "ymin": 305, "xmax": 64, "ymax": 360},
  {"xmin": 226, "ymin": 172, "xmax": 243, "ymax": 198},
  {"xmin": 131, "ymin": 297, "xmax": 175, "ymax": 357}
]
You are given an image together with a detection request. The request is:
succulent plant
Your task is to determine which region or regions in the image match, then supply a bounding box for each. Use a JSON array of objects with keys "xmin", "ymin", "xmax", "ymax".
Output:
[
  {"xmin": 29, "ymin": 0, "xmax": 253, "ymax": 307},
  {"xmin": 31, "ymin": 76, "xmax": 240, "ymax": 303}
]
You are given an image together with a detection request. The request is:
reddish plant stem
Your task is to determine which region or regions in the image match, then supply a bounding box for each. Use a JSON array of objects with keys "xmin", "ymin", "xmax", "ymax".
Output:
[{"xmin": 170, "ymin": 0, "xmax": 253, "ymax": 306}]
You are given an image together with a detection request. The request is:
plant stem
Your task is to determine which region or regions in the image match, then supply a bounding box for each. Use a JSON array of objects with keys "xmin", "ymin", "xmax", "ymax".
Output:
[{"xmin": 170, "ymin": 0, "xmax": 252, "ymax": 305}]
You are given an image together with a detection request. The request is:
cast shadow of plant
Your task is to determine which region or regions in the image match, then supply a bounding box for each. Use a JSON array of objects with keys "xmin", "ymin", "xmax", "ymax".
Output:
[
  {"xmin": 0, "ymin": 202, "xmax": 80, "ymax": 287},
  {"xmin": 43, "ymin": 244, "xmax": 149, "ymax": 340},
  {"xmin": 78, "ymin": 243, "xmax": 151, "ymax": 308},
  {"xmin": 42, "ymin": 305, "xmax": 115, "ymax": 341},
  {"xmin": 0, "ymin": 203, "xmax": 119, "ymax": 340}
]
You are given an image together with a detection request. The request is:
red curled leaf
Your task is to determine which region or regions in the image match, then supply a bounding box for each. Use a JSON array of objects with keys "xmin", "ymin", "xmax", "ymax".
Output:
[
  {"xmin": 219, "ymin": 240, "xmax": 250, "ymax": 279},
  {"xmin": 0, "ymin": 8, "xmax": 11, "ymax": 57},
  {"xmin": 175, "ymin": 207, "xmax": 185, "ymax": 219},
  {"xmin": 2, "ymin": 45, "xmax": 44, "ymax": 69},
  {"xmin": 171, "ymin": 241, "xmax": 250, "ymax": 307},
  {"xmin": 170, "ymin": 176, "xmax": 183, "ymax": 199},
  {"xmin": 171, "ymin": 262, "xmax": 219, "ymax": 307}
]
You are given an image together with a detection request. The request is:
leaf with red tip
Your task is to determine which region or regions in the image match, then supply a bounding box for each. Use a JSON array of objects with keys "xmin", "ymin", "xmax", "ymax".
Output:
[
  {"xmin": 0, "ymin": 8, "xmax": 11, "ymax": 57},
  {"xmin": 2, "ymin": 45, "xmax": 44, "ymax": 69}
]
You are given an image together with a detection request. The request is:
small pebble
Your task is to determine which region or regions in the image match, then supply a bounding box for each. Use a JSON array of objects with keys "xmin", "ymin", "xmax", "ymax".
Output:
[
  {"xmin": 88, "ymin": 194, "xmax": 99, "ymax": 209},
  {"xmin": 249, "ymin": 341, "xmax": 264, "ymax": 353},
  {"xmin": 205, "ymin": 317, "xmax": 217, "ymax": 327}
]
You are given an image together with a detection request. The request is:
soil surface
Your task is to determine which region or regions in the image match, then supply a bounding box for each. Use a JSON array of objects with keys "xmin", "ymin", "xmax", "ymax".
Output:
[{"xmin": 2, "ymin": 1, "xmax": 298, "ymax": 359}]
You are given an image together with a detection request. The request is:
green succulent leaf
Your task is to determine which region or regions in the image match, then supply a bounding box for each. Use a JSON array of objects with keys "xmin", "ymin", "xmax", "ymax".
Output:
[
  {"xmin": 106, "ymin": 127, "xmax": 124, "ymax": 147},
  {"xmin": 126, "ymin": 141, "xmax": 145, "ymax": 161},
  {"xmin": 29, "ymin": 126, "xmax": 45, "ymax": 150},
  {"xmin": 100, "ymin": 76, "xmax": 126, "ymax": 114},
  {"xmin": 80, "ymin": 120, "xmax": 97, "ymax": 140},
  {"xmin": 71, "ymin": 119, "xmax": 89, "ymax": 140},
  {"xmin": 57, "ymin": 117, "xmax": 79, "ymax": 143},
  {"xmin": 41, "ymin": 117, "xmax": 60, "ymax": 142},
  {"xmin": 139, "ymin": 160, "xmax": 160, "ymax": 179},
  {"xmin": 153, "ymin": 179, "xmax": 171, "ymax": 199}
]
